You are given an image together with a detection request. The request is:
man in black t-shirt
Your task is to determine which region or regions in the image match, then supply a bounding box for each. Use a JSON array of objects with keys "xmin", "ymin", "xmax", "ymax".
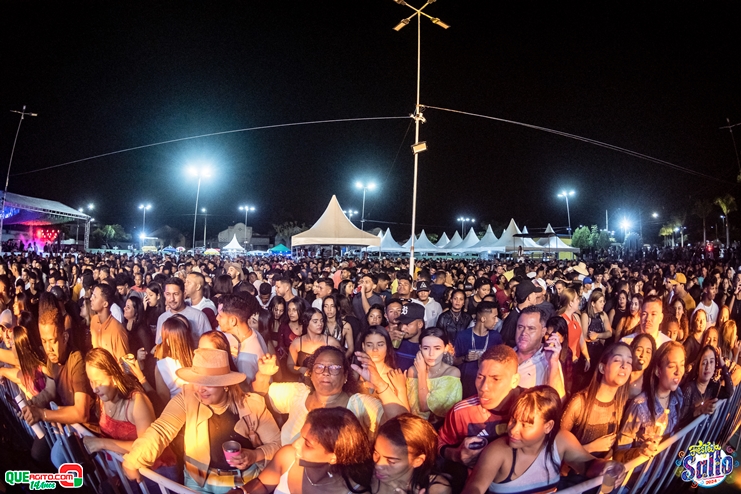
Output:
[{"xmin": 23, "ymin": 307, "xmax": 95, "ymax": 467}]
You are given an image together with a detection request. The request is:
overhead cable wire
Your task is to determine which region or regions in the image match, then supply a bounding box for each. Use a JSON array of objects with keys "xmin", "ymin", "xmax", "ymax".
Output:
[
  {"xmin": 12, "ymin": 116, "xmax": 410, "ymax": 176},
  {"xmin": 424, "ymin": 105, "xmax": 734, "ymax": 184}
]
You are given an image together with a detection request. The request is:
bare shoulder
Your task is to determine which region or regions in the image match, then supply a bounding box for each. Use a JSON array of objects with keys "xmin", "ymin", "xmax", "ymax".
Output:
[
  {"xmin": 441, "ymin": 364, "xmax": 461, "ymax": 378},
  {"xmin": 328, "ymin": 336, "xmax": 342, "ymax": 348}
]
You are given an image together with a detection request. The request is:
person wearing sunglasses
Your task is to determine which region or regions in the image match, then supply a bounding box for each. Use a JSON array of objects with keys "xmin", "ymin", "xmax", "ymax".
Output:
[{"xmin": 254, "ymin": 346, "xmax": 403, "ymax": 446}]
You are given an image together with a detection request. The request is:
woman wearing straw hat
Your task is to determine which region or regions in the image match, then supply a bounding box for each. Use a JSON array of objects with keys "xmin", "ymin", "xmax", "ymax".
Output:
[{"xmin": 123, "ymin": 348, "xmax": 281, "ymax": 493}]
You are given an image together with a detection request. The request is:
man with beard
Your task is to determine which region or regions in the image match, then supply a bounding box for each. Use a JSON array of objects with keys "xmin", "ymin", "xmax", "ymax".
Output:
[{"xmin": 155, "ymin": 277, "xmax": 211, "ymax": 345}]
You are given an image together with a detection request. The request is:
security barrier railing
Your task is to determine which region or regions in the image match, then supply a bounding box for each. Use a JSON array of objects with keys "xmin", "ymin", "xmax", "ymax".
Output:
[{"xmin": 3, "ymin": 375, "xmax": 740, "ymax": 493}]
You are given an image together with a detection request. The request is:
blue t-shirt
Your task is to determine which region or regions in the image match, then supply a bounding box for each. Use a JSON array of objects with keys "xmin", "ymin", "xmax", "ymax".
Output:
[
  {"xmin": 454, "ymin": 328, "xmax": 503, "ymax": 399},
  {"xmin": 396, "ymin": 339, "xmax": 420, "ymax": 372}
]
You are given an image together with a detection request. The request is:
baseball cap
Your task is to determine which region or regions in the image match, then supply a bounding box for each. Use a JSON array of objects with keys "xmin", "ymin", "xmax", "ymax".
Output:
[
  {"xmin": 583, "ymin": 277, "xmax": 593, "ymax": 285},
  {"xmin": 515, "ymin": 282, "xmax": 542, "ymax": 302},
  {"xmin": 415, "ymin": 281, "xmax": 430, "ymax": 292},
  {"xmin": 0, "ymin": 310, "xmax": 14, "ymax": 329},
  {"xmin": 397, "ymin": 303, "xmax": 425, "ymax": 324},
  {"xmin": 669, "ymin": 273, "xmax": 687, "ymax": 285}
]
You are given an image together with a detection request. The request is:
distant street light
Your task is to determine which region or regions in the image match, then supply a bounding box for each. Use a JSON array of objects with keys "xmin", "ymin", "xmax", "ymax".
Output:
[
  {"xmin": 652, "ymin": 212, "xmax": 659, "ymax": 219},
  {"xmin": 188, "ymin": 165, "xmax": 212, "ymax": 249},
  {"xmin": 239, "ymin": 205, "xmax": 256, "ymax": 248},
  {"xmin": 557, "ymin": 190, "xmax": 575, "ymax": 238},
  {"xmin": 355, "ymin": 182, "xmax": 376, "ymax": 231},
  {"xmin": 343, "ymin": 209, "xmax": 358, "ymax": 221},
  {"xmin": 392, "ymin": 0, "xmax": 449, "ymax": 275},
  {"xmin": 457, "ymin": 216, "xmax": 475, "ymax": 236}
]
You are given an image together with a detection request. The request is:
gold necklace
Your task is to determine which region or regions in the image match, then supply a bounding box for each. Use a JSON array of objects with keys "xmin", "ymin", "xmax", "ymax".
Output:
[{"xmin": 304, "ymin": 468, "xmax": 333, "ymax": 486}]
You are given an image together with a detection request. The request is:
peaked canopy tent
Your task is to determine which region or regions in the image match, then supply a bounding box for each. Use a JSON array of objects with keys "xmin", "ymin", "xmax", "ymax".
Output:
[
  {"xmin": 435, "ymin": 232, "xmax": 451, "ymax": 249},
  {"xmin": 222, "ymin": 234, "xmax": 246, "ymax": 253},
  {"xmin": 468, "ymin": 225, "xmax": 502, "ymax": 255},
  {"xmin": 0, "ymin": 192, "xmax": 92, "ymax": 250},
  {"xmin": 292, "ymin": 195, "xmax": 381, "ymax": 249},
  {"xmin": 439, "ymin": 231, "xmax": 463, "ymax": 251},
  {"xmin": 268, "ymin": 243, "xmax": 291, "ymax": 254},
  {"xmin": 368, "ymin": 229, "xmax": 406, "ymax": 254},
  {"xmin": 538, "ymin": 223, "xmax": 580, "ymax": 253},
  {"xmin": 449, "ymin": 228, "xmax": 482, "ymax": 254},
  {"xmin": 490, "ymin": 219, "xmax": 543, "ymax": 253},
  {"xmin": 412, "ymin": 230, "xmax": 440, "ymax": 253}
]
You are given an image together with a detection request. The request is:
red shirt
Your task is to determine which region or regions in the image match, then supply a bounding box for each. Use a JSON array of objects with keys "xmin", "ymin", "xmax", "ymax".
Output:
[{"xmin": 562, "ymin": 313, "xmax": 582, "ymax": 359}]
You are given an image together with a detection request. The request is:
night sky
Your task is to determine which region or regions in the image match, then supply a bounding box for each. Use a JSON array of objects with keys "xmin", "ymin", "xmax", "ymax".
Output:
[{"xmin": 2, "ymin": 2, "xmax": 740, "ymax": 245}]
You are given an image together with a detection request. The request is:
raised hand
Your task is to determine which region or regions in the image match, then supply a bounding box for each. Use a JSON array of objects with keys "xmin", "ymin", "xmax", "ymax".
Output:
[{"xmin": 257, "ymin": 354, "xmax": 280, "ymax": 376}]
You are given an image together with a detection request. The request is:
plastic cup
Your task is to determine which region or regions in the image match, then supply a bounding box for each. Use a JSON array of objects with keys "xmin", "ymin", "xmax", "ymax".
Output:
[
  {"xmin": 223, "ymin": 440, "xmax": 241, "ymax": 463},
  {"xmin": 392, "ymin": 338, "xmax": 402, "ymax": 349},
  {"xmin": 600, "ymin": 473, "xmax": 615, "ymax": 493}
]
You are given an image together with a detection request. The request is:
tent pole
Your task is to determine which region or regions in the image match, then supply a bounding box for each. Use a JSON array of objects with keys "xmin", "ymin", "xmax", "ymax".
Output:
[{"xmin": 84, "ymin": 220, "xmax": 90, "ymax": 252}]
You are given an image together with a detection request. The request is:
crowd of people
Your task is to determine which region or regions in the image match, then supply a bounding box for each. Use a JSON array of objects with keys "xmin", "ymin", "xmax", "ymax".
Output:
[{"xmin": 1, "ymin": 251, "xmax": 740, "ymax": 494}]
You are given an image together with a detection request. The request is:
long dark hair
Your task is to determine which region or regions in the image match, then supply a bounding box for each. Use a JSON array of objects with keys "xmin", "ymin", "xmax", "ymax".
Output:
[
  {"xmin": 302, "ymin": 308, "xmax": 326, "ymax": 336},
  {"xmin": 13, "ymin": 325, "xmax": 45, "ymax": 392},
  {"xmin": 125, "ymin": 295, "xmax": 147, "ymax": 330},
  {"xmin": 510, "ymin": 386, "xmax": 562, "ymax": 483},
  {"xmin": 159, "ymin": 314, "xmax": 194, "ymax": 367},
  {"xmin": 377, "ymin": 414, "xmax": 439, "ymax": 493},
  {"xmin": 644, "ymin": 341, "xmax": 685, "ymax": 425},
  {"xmin": 305, "ymin": 407, "xmax": 372, "ymax": 493},
  {"xmin": 630, "ymin": 333, "xmax": 656, "ymax": 374},
  {"xmin": 419, "ymin": 326, "xmax": 449, "ymax": 347},
  {"xmin": 684, "ymin": 344, "xmax": 722, "ymax": 386},
  {"xmin": 212, "ymin": 274, "xmax": 234, "ymax": 296},
  {"xmin": 322, "ymin": 293, "xmax": 346, "ymax": 338},
  {"xmin": 84, "ymin": 347, "xmax": 143, "ymax": 400},
  {"xmin": 146, "ymin": 282, "xmax": 166, "ymax": 314},
  {"xmin": 358, "ymin": 326, "xmax": 397, "ymax": 368},
  {"xmin": 567, "ymin": 343, "xmax": 631, "ymax": 440},
  {"xmin": 268, "ymin": 296, "xmax": 287, "ymax": 325},
  {"xmin": 364, "ymin": 303, "xmax": 387, "ymax": 330}
]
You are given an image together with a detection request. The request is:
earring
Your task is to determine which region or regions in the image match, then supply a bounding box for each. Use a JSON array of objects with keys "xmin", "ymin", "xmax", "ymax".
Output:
[{"xmin": 224, "ymin": 387, "xmax": 229, "ymax": 392}]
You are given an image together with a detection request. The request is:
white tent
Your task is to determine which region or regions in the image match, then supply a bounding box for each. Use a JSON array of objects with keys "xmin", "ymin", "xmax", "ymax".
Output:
[
  {"xmin": 522, "ymin": 226, "xmax": 529, "ymax": 234},
  {"xmin": 440, "ymin": 231, "xmax": 463, "ymax": 250},
  {"xmin": 413, "ymin": 230, "xmax": 441, "ymax": 253},
  {"xmin": 435, "ymin": 232, "xmax": 451, "ymax": 249},
  {"xmin": 468, "ymin": 225, "xmax": 502, "ymax": 254},
  {"xmin": 490, "ymin": 219, "xmax": 543, "ymax": 252},
  {"xmin": 450, "ymin": 227, "xmax": 481, "ymax": 253},
  {"xmin": 538, "ymin": 223, "xmax": 580, "ymax": 253},
  {"xmin": 368, "ymin": 229, "xmax": 406, "ymax": 253},
  {"xmin": 292, "ymin": 195, "xmax": 381, "ymax": 247},
  {"xmin": 222, "ymin": 234, "xmax": 246, "ymax": 252},
  {"xmin": 401, "ymin": 235, "xmax": 414, "ymax": 249}
]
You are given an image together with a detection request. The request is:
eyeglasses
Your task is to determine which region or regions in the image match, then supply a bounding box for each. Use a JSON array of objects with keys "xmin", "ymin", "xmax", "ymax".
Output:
[{"xmin": 312, "ymin": 364, "xmax": 343, "ymax": 376}]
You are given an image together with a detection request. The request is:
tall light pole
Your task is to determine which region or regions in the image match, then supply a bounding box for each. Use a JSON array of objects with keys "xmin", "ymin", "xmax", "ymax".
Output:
[
  {"xmin": 355, "ymin": 182, "xmax": 376, "ymax": 231},
  {"xmin": 721, "ymin": 215, "xmax": 727, "ymax": 246},
  {"xmin": 392, "ymin": 0, "xmax": 449, "ymax": 275},
  {"xmin": 457, "ymin": 216, "xmax": 474, "ymax": 236},
  {"xmin": 139, "ymin": 204, "xmax": 151, "ymax": 234},
  {"xmin": 557, "ymin": 190, "xmax": 575, "ymax": 239},
  {"xmin": 239, "ymin": 205, "xmax": 255, "ymax": 248},
  {"xmin": 0, "ymin": 106, "xmax": 37, "ymax": 254},
  {"xmin": 201, "ymin": 208, "xmax": 208, "ymax": 248},
  {"xmin": 188, "ymin": 166, "xmax": 211, "ymax": 250}
]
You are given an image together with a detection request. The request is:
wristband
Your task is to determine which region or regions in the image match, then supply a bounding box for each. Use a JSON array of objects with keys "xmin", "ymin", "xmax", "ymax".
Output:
[{"xmin": 376, "ymin": 382, "xmax": 390, "ymax": 395}]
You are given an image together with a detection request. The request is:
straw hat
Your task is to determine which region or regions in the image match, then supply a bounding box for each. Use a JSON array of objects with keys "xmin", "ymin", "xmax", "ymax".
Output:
[
  {"xmin": 573, "ymin": 262, "xmax": 589, "ymax": 276},
  {"xmin": 176, "ymin": 349, "xmax": 246, "ymax": 387}
]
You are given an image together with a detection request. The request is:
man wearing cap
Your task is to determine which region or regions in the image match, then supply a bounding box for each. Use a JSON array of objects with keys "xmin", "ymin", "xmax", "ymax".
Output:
[
  {"xmin": 500, "ymin": 282, "xmax": 542, "ymax": 348},
  {"xmin": 390, "ymin": 302, "xmax": 425, "ymax": 371},
  {"xmin": 226, "ymin": 262, "xmax": 244, "ymax": 290},
  {"xmin": 123, "ymin": 348, "xmax": 281, "ymax": 488},
  {"xmin": 580, "ymin": 277, "xmax": 594, "ymax": 311},
  {"xmin": 669, "ymin": 273, "xmax": 696, "ymax": 311},
  {"xmin": 413, "ymin": 280, "xmax": 443, "ymax": 328}
]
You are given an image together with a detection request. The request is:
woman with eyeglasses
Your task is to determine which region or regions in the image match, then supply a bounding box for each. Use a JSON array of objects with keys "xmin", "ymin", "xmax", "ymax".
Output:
[{"xmin": 253, "ymin": 346, "xmax": 401, "ymax": 446}]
